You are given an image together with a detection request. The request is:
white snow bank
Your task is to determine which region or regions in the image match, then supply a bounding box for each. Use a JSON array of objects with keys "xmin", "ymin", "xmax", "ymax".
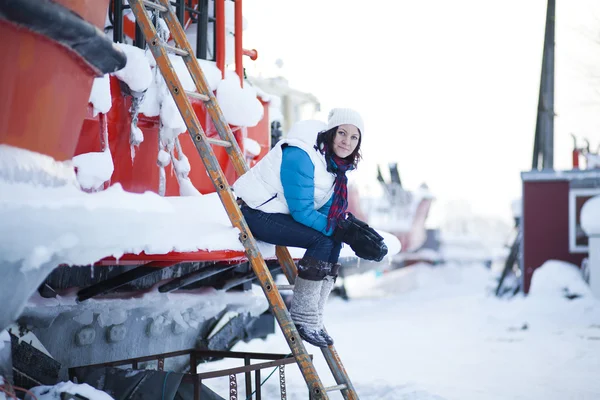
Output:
[
  {"xmin": 529, "ymin": 260, "xmax": 591, "ymax": 298},
  {"xmin": 88, "ymin": 74, "xmax": 112, "ymax": 117},
  {"xmin": 26, "ymin": 381, "xmax": 114, "ymax": 400},
  {"xmin": 177, "ymin": 176, "xmax": 202, "ymax": 197},
  {"xmin": 170, "ymin": 55, "xmax": 222, "ymax": 93},
  {"xmin": 0, "ymin": 183, "xmax": 243, "ymax": 271},
  {"xmin": 1, "ymin": 144, "xmax": 400, "ymax": 269},
  {"xmin": 581, "ymin": 195, "xmax": 600, "ymax": 235},
  {"xmin": 112, "ymin": 43, "xmax": 152, "ymax": 92},
  {"xmin": 0, "ymin": 174, "xmax": 399, "ymax": 270},
  {"xmin": 218, "ymin": 259, "xmax": 600, "ymax": 399},
  {"xmin": 0, "ymin": 144, "xmax": 78, "ymax": 187},
  {"xmin": 243, "ymin": 137, "xmax": 262, "ymax": 157},
  {"xmin": 252, "ymin": 88, "xmax": 283, "ymax": 123},
  {"xmin": 72, "ymin": 150, "xmax": 114, "ymax": 191},
  {"xmin": 216, "ymin": 72, "xmax": 263, "ymax": 127}
]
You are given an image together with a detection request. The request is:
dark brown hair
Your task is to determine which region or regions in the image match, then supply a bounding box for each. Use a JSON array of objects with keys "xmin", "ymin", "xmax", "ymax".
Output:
[{"xmin": 316, "ymin": 127, "xmax": 362, "ymax": 168}]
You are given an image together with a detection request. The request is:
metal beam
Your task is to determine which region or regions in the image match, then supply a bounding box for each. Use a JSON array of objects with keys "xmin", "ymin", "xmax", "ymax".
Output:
[
  {"xmin": 158, "ymin": 262, "xmax": 241, "ymax": 292},
  {"xmin": 534, "ymin": 0, "xmax": 555, "ymax": 170}
]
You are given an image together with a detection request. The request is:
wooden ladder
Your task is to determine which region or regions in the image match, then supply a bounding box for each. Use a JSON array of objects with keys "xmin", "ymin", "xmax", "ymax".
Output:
[{"xmin": 127, "ymin": 1, "xmax": 359, "ymax": 398}]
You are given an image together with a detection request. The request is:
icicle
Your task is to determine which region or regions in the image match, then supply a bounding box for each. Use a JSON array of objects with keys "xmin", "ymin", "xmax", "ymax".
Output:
[
  {"xmin": 153, "ymin": 8, "xmax": 170, "ymax": 44},
  {"xmin": 158, "ymin": 166, "xmax": 166, "ymax": 196},
  {"xmin": 170, "ymin": 137, "xmax": 201, "ymax": 196},
  {"xmin": 157, "ymin": 143, "xmax": 171, "ymax": 197},
  {"xmin": 129, "ymin": 92, "xmax": 145, "ymax": 163}
]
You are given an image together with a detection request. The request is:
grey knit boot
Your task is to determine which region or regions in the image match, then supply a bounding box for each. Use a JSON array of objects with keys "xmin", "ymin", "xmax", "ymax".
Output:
[
  {"xmin": 290, "ymin": 277, "xmax": 328, "ymax": 348},
  {"xmin": 317, "ymin": 263, "xmax": 341, "ymax": 345},
  {"xmin": 317, "ymin": 275, "xmax": 336, "ymax": 346}
]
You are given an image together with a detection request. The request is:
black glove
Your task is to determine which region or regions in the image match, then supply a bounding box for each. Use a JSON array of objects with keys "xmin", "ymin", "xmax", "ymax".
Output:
[{"xmin": 333, "ymin": 213, "xmax": 389, "ymax": 262}]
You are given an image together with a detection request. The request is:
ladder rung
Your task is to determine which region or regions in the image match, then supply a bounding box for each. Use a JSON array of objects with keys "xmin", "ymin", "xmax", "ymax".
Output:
[
  {"xmin": 277, "ymin": 285, "xmax": 294, "ymax": 291},
  {"xmin": 324, "ymin": 384, "xmax": 348, "ymax": 392},
  {"xmin": 186, "ymin": 91, "xmax": 210, "ymax": 102},
  {"xmin": 162, "ymin": 43, "xmax": 189, "ymax": 57},
  {"xmin": 142, "ymin": 0, "xmax": 168, "ymax": 12},
  {"xmin": 206, "ymin": 138, "xmax": 232, "ymax": 147}
]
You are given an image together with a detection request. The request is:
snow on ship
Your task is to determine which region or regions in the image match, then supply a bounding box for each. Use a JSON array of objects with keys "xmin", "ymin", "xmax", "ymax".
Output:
[{"xmin": 0, "ymin": 0, "xmax": 400, "ymax": 395}]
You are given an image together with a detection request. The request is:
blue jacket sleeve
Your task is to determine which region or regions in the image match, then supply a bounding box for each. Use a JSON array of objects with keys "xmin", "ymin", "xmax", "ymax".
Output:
[{"xmin": 281, "ymin": 146, "xmax": 333, "ymax": 236}]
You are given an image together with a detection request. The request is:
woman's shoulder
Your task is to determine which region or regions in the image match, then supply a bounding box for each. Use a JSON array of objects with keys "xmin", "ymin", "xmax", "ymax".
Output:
[{"xmin": 282, "ymin": 145, "xmax": 312, "ymax": 164}]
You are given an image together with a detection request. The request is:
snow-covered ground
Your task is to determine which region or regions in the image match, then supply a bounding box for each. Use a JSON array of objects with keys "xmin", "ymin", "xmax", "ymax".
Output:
[
  {"xmin": 194, "ymin": 260, "xmax": 600, "ymax": 400},
  {"xmin": 4, "ymin": 259, "xmax": 599, "ymax": 399}
]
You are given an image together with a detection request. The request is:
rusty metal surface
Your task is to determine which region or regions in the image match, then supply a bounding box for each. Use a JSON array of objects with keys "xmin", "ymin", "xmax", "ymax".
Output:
[
  {"xmin": 229, "ymin": 373, "xmax": 238, "ymax": 400},
  {"xmin": 279, "ymin": 365, "xmax": 287, "ymax": 400},
  {"xmin": 321, "ymin": 347, "xmax": 357, "ymax": 400},
  {"xmin": 275, "ymin": 246, "xmax": 298, "ymax": 284},
  {"xmin": 70, "ymin": 347, "xmax": 298, "ymax": 399}
]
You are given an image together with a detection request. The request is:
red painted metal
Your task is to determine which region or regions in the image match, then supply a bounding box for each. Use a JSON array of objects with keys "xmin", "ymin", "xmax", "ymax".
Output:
[
  {"xmin": 235, "ymin": 0, "xmax": 244, "ymax": 87},
  {"xmin": 243, "ymin": 49, "xmax": 258, "ymax": 61},
  {"xmin": 74, "ymin": 77, "xmax": 249, "ymax": 263},
  {"xmin": 572, "ymin": 149, "xmax": 580, "ymax": 169},
  {"xmin": 522, "ymin": 180, "xmax": 586, "ymax": 293},
  {"xmin": 215, "ymin": 0, "xmax": 226, "ymax": 79},
  {"xmin": 0, "ymin": 0, "xmax": 109, "ymax": 161},
  {"xmin": 95, "ymin": 250, "xmax": 245, "ymax": 266},
  {"xmin": 0, "ymin": 20, "xmax": 95, "ymax": 161},
  {"xmin": 75, "ymin": 76, "xmax": 244, "ymax": 195},
  {"xmin": 55, "ymin": 0, "xmax": 109, "ymax": 28}
]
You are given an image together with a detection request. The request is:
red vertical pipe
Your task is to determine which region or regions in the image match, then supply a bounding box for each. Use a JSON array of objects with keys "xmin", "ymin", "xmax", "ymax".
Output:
[
  {"xmin": 215, "ymin": 0, "xmax": 225, "ymax": 79},
  {"xmin": 235, "ymin": 0, "xmax": 243, "ymax": 87},
  {"xmin": 572, "ymin": 150, "xmax": 579, "ymax": 169}
]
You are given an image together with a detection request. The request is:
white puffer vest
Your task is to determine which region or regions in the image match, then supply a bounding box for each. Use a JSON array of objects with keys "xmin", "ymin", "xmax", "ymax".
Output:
[{"xmin": 232, "ymin": 120, "xmax": 335, "ymax": 214}]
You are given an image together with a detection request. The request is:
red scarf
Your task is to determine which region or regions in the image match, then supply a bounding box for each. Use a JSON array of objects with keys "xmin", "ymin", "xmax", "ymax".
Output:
[{"xmin": 323, "ymin": 145, "xmax": 355, "ymax": 231}]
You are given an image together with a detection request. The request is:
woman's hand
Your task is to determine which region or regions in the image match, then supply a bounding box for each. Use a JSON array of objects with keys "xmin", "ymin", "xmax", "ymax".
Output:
[{"xmin": 332, "ymin": 213, "xmax": 388, "ymax": 262}]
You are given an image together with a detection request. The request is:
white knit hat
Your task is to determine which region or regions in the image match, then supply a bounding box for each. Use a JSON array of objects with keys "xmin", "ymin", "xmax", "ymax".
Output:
[{"xmin": 326, "ymin": 108, "xmax": 364, "ymax": 135}]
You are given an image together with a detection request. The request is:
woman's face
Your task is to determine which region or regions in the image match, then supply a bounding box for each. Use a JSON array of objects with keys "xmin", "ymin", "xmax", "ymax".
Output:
[{"xmin": 332, "ymin": 124, "xmax": 360, "ymax": 159}]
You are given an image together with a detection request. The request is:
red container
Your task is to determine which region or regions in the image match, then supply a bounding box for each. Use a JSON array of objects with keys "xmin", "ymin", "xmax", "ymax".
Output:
[{"xmin": 0, "ymin": 0, "xmax": 110, "ymax": 161}]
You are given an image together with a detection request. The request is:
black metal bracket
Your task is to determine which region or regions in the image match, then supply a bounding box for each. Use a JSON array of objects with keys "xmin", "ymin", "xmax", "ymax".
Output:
[
  {"xmin": 76, "ymin": 264, "xmax": 167, "ymax": 302},
  {"xmin": 158, "ymin": 262, "xmax": 242, "ymax": 293}
]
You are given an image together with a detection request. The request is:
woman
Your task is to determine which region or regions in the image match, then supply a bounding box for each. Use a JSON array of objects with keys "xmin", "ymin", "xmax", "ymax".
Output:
[{"xmin": 233, "ymin": 108, "xmax": 386, "ymax": 347}]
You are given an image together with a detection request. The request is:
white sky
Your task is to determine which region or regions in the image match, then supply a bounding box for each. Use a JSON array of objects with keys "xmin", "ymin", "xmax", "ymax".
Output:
[{"xmin": 242, "ymin": 0, "xmax": 600, "ymax": 224}]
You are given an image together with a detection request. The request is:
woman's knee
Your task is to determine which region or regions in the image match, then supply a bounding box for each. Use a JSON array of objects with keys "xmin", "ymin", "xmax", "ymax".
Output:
[
  {"xmin": 305, "ymin": 235, "xmax": 338, "ymax": 261},
  {"xmin": 312, "ymin": 234, "xmax": 337, "ymax": 251}
]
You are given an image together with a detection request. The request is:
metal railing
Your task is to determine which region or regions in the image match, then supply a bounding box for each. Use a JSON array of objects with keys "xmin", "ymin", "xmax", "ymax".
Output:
[
  {"xmin": 69, "ymin": 348, "xmax": 305, "ymax": 400},
  {"xmin": 108, "ymin": 0, "xmax": 215, "ymax": 60}
]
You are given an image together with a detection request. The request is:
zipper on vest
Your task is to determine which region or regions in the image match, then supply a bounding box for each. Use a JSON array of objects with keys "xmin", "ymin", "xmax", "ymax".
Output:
[{"xmin": 257, "ymin": 193, "xmax": 277, "ymax": 208}]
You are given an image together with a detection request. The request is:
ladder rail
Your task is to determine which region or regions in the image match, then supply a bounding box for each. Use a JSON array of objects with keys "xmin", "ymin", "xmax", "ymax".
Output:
[
  {"xmin": 128, "ymin": 1, "xmax": 329, "ymax": 398},
  {"xmin": 157, "ymin": 1, "xmax": 249, "ymax": 177},
  {"xmin": 275, "ymin": 248, "xmax": 358, "ymax": 399}
]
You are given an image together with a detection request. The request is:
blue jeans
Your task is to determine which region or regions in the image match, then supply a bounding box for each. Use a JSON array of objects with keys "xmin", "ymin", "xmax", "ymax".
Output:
[{"xmin": 241, "ymin": 205, "xmax": 342, "ymax": 277}]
